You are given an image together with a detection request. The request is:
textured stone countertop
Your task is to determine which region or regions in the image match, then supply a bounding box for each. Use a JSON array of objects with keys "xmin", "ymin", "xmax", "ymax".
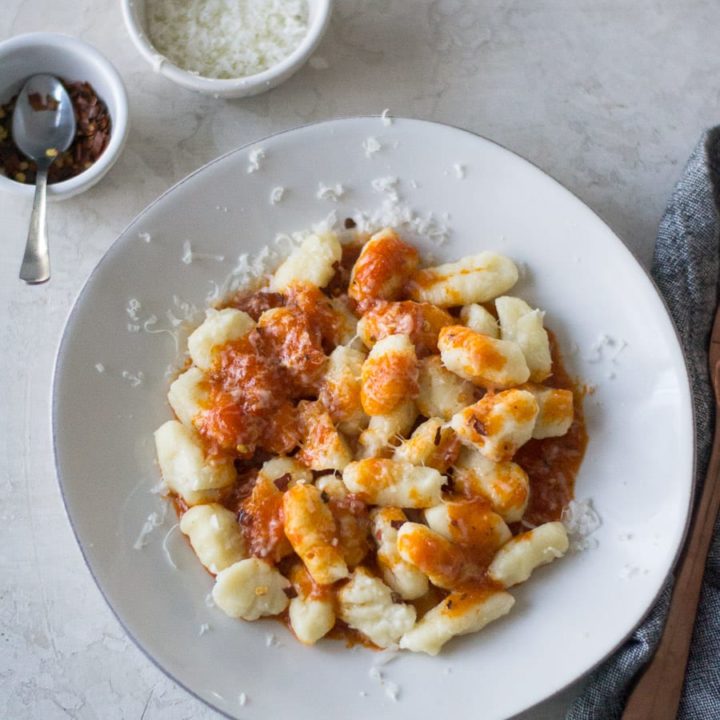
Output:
[{"xmin": 1, "ymin": 1, "xmax": 717, "ymax": 717}]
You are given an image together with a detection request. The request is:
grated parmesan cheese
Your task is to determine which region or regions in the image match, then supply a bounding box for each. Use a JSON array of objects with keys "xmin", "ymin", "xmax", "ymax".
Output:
[
  {"xmin": 138, "ymin": 231, "xmax": 152, "ymax": 243},
  {"xmin": 238, "ymin": 692, "xmax": 248, "ymax": 706},
  {"xmin": 198, "ymin": 623, "xmax": 211, "ymax": 636},
  {"xmin": 453, "ymin": 163, "xmax": 465, "ymax": 179},
  {"xmin": 362, "ymin": 136, "xmax": 381, "ymax": 158},
  {"xmin": 317, "ymin": 183, "xmax": 345, "ymax": 202},
  {"xmin": 95, "ymin": 363, "xmax": 105, "ymax": 374},
  {"xmin": 121, "ymin": 370, "xmax": 145, "ymax": 388},
  {"xmin": 562, "ymin": 498, "xmax": 602, "ymax": 552},
  {"xmin": 270, "ymin": 186, "xmax": 285, "ymax": 204},
  {"xmin": 146, "ymin": 0, "xmax": 309, "ymax": 79},
  {"xmin": 248, "ymin": 147, "xmax": 266, "ymax": 173},
  {"xmin": 381, "ymin": 108, "xmax": 392, "ymax": 126}
]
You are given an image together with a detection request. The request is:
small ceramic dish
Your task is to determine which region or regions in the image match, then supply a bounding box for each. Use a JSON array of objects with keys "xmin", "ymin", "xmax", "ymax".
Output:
[
  {"xmin": 0, "ymin": 32, "xmax": 129, "ymax": 201},
  {"xmin": 121, "ymin": 0, "xmax": 332, "ymax": 98}
]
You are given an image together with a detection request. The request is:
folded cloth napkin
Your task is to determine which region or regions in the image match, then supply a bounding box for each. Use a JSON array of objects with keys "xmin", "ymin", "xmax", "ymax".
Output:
[{"xmin": 567, "ymin": 129, "xmax": 720, "ymax": 719}]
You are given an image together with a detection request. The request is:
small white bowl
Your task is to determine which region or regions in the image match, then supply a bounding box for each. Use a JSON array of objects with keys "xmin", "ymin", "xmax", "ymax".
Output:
[
  {"xmin": 121, "ymin": 0, "xmax": 332, "ymax": 98},
  {"xmin": 0, "ymin": 32, "xmax": 129, "ymax": 200}
]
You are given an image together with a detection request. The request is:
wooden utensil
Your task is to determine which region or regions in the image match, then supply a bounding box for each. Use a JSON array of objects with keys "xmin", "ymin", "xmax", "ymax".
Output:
[{"xmin": 622, "ymin": 308, "xmax": 720, "ymax": 719}]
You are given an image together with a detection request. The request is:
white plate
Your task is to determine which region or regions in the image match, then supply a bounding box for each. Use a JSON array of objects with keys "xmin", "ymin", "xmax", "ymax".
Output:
[{"xmin": 53, "ymin": 118, "xmax": 693, "ymax": 720}]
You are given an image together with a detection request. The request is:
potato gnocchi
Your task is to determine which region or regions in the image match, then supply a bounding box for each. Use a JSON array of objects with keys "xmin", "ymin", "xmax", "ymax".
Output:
[{"xmin": 153, "ymin": 225, "xmax": 587, "ymax": 655}]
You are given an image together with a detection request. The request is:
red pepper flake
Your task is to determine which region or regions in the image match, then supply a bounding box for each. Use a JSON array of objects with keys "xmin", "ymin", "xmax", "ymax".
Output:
[{"xmin": 0, "ymin": 79, "xmax": 111, "ymax": 185}]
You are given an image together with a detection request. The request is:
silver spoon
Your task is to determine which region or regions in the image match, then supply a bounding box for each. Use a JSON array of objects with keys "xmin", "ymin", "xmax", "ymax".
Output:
[{"xmin": 12, "ymin": 74, "xmax": 76, "ymax": 284}]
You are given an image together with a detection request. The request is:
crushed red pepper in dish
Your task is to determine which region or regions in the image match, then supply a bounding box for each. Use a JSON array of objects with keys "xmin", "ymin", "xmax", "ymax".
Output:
[{"xmin": 0, "ymin": 80, "xmax": 111, "ymax": 185}]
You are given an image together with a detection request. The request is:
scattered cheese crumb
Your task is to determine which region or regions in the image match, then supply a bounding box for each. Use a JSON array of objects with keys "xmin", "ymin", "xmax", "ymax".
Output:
[
  {"xmin": 309, "ymin": 55, "xmax": 329, "ymax": 70},
  {"xmin": 146, "ymin": 0, "xmax": 309, "ymax": 79},
  {"xmin": 161, "ymin": 523, "xmax": 180, "ymax": 569},
  {"xmin": 248, "ymin": 147, "xmax": 266, "ymax": 173},
  {"xmin": 133, "ymin": 505, "xmax": 168, "ymax": 549},
  {"xmin": 121, "ymin": 370, "xmax": 145, "ymax": 388},
  {"xmin": 359, "ymin": 691, "xmax": 368, "ymax": 698},
  {"xmin": 362, "ymin": 136, "xmax": 381, "ymax": 158},
  {"xmin": 620, "ymin": 564, "xmax": 641, "ymax": 580},
  {"xmin": 205, "ymin": 593, "xmax": 215, "ymax": 608},
  {"xmin": 453, "ymin": 163, "xmax": 465, "ymax": 179},
  {"xmin": 265, "ymin": 633, "xmax": 278, "ymax": 647},
  {"xmin": 385, "ymin": 681, "xmax": 400, "ymax": 702},
  {"xmin": 138, "ymin": 231, "xmax": 152, "ymax": 243},
  {"xmin": 562, "ymin": 498, "xmax": 602, "ymax": 552},
  {"xmin": 316, "ymin": 182, "xmax": 345, "ymax": 201},
  {"xmin": 182, "ymin": 240, "xmax": 193, "ymax": 264},
  {"xmin": 238, "ymin": 692, "xmax": 248, "ymax": 707},
  {"xmin": 198, "ymin": 623, "xmax": 211, "ymax": 636},
  {"xmin": 95, "ymin": 363, "xmax": 105, "ymax": 373},
  {"xmin": 381, "ymin": 108, "xmax": 392, "ymax": 126},
  {"xmin": 270, "ymin": 186, "xmax": 285, "ymax": 204}
]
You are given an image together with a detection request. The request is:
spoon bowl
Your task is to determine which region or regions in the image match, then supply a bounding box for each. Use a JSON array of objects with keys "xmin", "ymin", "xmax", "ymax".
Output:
[{"xmin": 12, "ymin": 74, "xmax": 76, "ymax": 284}]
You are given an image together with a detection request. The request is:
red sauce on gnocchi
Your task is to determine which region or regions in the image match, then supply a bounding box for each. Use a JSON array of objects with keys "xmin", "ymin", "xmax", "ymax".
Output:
[{"xmin": 158, "ymin": 225, "xmax": 587, "ymax": 654}]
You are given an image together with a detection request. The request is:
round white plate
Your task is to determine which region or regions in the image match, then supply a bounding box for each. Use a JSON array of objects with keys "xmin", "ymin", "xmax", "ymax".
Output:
[{"xmin": 53, "ymin": 118, "xmax": 693, "ymax": 720}]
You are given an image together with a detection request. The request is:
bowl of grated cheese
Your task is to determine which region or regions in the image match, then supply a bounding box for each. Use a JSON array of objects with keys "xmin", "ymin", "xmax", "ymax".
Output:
[{"xmin": 121, "ymin": 0, "xmax": 332, "ymax": 98}]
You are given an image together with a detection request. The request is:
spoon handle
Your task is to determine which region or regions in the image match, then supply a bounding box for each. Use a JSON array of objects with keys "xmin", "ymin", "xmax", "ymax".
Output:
[{"xmin": 20, "ymin": 167, "xmax": 50, "ymax": 284}]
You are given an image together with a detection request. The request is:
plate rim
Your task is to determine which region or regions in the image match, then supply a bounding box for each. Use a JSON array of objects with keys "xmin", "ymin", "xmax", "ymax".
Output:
[{"xmin": 51, "ymin": 115, "xmax": 697, "ymax": 719}]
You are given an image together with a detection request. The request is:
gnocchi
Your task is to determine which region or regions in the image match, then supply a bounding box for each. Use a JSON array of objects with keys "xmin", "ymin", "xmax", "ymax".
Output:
[
  {"xmin": 212, "ymin": 558, "xmax": 290, "ymax": 620},
  {"xmin": 450, "ymin": 389, "xmax": 539, "ymax": 462},
  {"xmin": 179, "ymin": 504, "xmax": 247, "ymax": 573},
  {"xmin": 488, "ymin": 522, "xmax": 569, "ymax": 587},
  {"xmin": 360, "ymin": 334, "xmax": 418, "ymax": 416},
  {"xmin": 416, "ymin": 356, "xmax": 476, "ymax": 420},
  {"xmin": 337, "ymin": 567, "xmax": 416, "ymax": 648},
  {"xmin": 495, "ymin": 296, "xmax": 552, "ymax": 382},
  {"xmin": 271, "ymin": 232, "xmax": 342, "ymax": 291},
  {"xmin": 187, "ymin": 308, "xmax": 255, "ymax": 371},
  {"xmin": 154, "ymin": 420, "xmax": 234, "ymax": 504},
  {"xmin": 438, "ymin": 325, "xmax": 530, "ymax": 389},
  {"xmin": 342, "ymin": 459, "xmax": 444, "ymax": 508},
  {"xmin": 407, "ymin": 252, "xmax": 518, "ymax": 307},
  {"xmin": 153, "ymin": 224, "xmax": 587, "ymax": 654}
]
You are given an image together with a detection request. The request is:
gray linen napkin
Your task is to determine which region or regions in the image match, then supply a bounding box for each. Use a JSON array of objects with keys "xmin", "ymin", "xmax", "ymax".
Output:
[{"xmin": 567, "ymin": 129, "xmax": 720, "ymax": 719}]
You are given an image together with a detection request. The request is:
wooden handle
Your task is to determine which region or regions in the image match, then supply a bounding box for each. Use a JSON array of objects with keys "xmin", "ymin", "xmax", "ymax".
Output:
[{"xmin": 622, "ymin": 419, "xmax": 720, "ymax": 719}]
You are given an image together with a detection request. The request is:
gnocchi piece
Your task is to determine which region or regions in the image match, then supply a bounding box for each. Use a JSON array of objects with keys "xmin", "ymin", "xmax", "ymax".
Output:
[
  {"xmin": 459, "ymin": 304, "xmax": 499, "ymax": 338},
  {"xmin": 407, "ymin": 252, "xmax": 518, "ymax": 307},
  {"xmin": 342, "ymin": 459, "xmax": 444, "ymax": 508},
  {"xmin": 319, "ymin": 346, "xmax": 369, "ymax": 437},
  {"xmin": 396, "ymin": 522, "xmax": 463, "ymax": 590},
  {"xmin": 370, "ymin": 507, "xmax": 429, "ymax": 600},
  {"xmin": 488, "ymin": 522, "xmax": 569, "ymax": 587},
  {"xmin": 179, "ymin": 504, "xmax": 247, "ymax": 573},
  {"xmin": 337, "ymin": 567, "xmax": 416, "ymax": 648},
  {"xmin": 154, "ymin": 421, "xmax": 235, "ymax": 504},
  {"xmin": 212, "ymin": 558, "xmax": 290, "ymax": 620},
  {"xmin": 438, "ymin": 325, "xmax": 530, "ymax": 389},
  {"xmin": 240, "ymin": 475, "xmax": 293, "ymax": 562},
  {"xmin": 283, "ymin": 484, "xmax": 349, "ymax": 584},
  {"xmin": 356, "ymin": 300, "xmax": 455, "ymax": 356},
  {"xmin": 393, "ymin": 418, "xmax": 460, "ymax": 473},
  {"xmin": 399, "ymin": 589, "xmax": 515, "ymax": 655},
  {"xmin": 258, "ymin": 456, "xmax": 313, "ymax": 488},
  {"xmin": 329, "ymin": 296, "xmax": 359, "ymax": 346},
  {"xmin": 270, "ymin": 232, "xmax": 342, "ymax": 291},
  {"xmin": 360, "ymin": 334, "xmax": 419, "ymax": 416},
  {"xmin": 450, "ymin": 389, "xmax": 539, "ymax": 462},
  {"xmin": 314, "ymin": 474, "xmax": 348, "ymax": 499},
  {"xmin": 454, "ymin": 448, "xmax": 530, "ymax": 523},
  {"xmin": 523, "ymin": 383, "xmax": 574, "ymax": 439},
  {"xmin": 288, "ymin": 564, "xmax": 335, "ymax": 645},
  {"xmin": 416, "ymin": 356, "xmax": 476, "ymax": 420},
  {"xmin": 356, "ymin": 400, "xmax": 418, "ymax": 458},
  {"xmin": 296, "ymin": 400, "xmax": 353, "ymax": 471},
  {"xmin": 424, "ymin": 498, "xmax": 511, "ymax": 555},
  {"xmin": 257, "ymin": 306, "xmax": 327, "ymax": 394},
  {"xmin": 348, "ymin": 228, "xmax": 419, "ymax": 310},
  {"xmin": 167, "ymin": 367, "xmax": 210, "ymax": 428},
  {"xmin": 495, "ymin": 296, "xmax": 552, "ymax": 382},
  {"xmin": 187, "ymin": 308, "xmax": 255, "ymax": 371}
]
